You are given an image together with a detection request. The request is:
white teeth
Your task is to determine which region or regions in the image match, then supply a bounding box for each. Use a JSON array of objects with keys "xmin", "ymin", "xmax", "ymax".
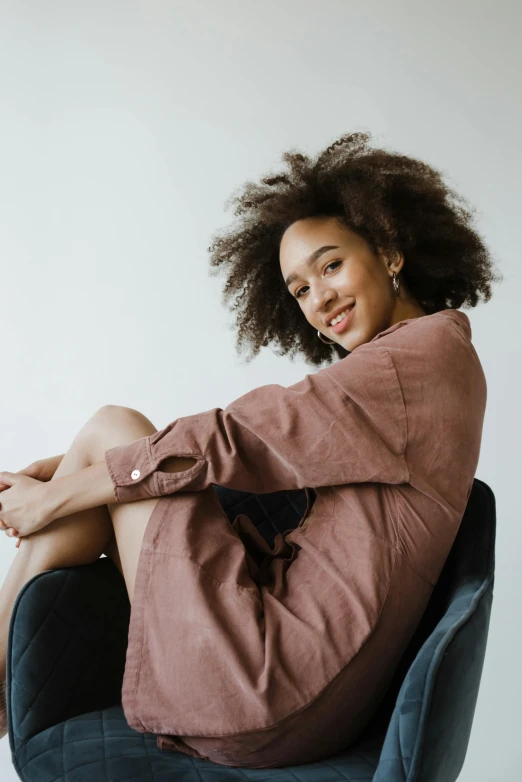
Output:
[{"xmin": 329, "ymin": 309, "xmax": 349, "ymax": 326}]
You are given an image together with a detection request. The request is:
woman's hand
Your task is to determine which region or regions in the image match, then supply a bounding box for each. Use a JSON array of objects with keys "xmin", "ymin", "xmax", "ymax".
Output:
[
  {"xmin": 0, "ymin": 472, "xmax": 54, "ymax": 541},
  {"xmin": 0, "ymin": 459, "xmax": 117, "ymax": 548},
  {"xmin": 0, "ymin": 455, "xmax": 64, "ymax": 547}
]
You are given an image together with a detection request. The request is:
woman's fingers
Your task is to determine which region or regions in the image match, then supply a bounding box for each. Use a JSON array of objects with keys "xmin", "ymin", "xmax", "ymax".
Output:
[
  {"xmin": 0, "ymin": 518, "xmax": 20, "ymax": 546},
  {"xmin": 0, "ymin": 519, "xmax": 21, "ymax": 542}
]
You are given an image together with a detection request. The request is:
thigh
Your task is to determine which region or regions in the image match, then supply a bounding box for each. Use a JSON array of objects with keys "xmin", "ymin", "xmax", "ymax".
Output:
[
  {"xmin": 106, "ymin": 496, "xmax": 161, "ymax": 601},
  {"xmin": 85, "ymin": 404, "xmax": 160, "ymax": 601}
]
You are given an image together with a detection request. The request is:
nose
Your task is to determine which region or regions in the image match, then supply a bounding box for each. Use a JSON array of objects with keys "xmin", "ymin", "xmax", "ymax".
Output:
[{"xmin": 313, "ymin": 288, "xmax": 337, "ymax": 318}]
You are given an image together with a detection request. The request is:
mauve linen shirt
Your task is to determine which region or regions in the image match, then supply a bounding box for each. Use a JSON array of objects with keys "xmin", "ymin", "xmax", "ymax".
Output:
[{"xmin": 104, "ymin": 308, "xmax": 487, "ymax": 769}]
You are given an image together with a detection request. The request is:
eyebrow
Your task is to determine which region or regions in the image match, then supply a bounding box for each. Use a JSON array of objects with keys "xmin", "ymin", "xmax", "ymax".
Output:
[{"xmin": 284, "ymin": 245, "xmax": 340, "ymax": 289}]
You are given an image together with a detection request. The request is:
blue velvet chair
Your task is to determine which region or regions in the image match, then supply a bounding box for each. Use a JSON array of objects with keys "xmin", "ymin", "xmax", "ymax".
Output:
[{"xmin": 5, "ymin": 477, "xmax": 495, "ymax": 781}]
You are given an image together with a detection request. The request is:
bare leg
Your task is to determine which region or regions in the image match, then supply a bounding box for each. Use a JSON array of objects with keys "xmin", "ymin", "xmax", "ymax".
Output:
[{"xmin": 0, "ymin": 405, "xmax": 160, "ymax": 688}]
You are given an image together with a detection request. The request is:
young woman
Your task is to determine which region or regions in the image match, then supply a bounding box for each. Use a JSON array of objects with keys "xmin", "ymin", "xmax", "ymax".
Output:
[{"xmin": 0, "ymin": 131, "xmax": 501, "ymax": 767}]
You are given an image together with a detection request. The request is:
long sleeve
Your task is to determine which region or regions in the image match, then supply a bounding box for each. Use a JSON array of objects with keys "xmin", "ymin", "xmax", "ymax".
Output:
[{"xmin": 104, "ymin": 344, "xmax": 410, "ymax": 503}]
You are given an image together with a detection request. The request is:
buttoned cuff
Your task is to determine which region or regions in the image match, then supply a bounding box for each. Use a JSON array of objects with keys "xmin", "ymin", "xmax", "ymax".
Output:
[{"xmin": 105, "ymin": 435, "xmax": 206, "ymax": 503}]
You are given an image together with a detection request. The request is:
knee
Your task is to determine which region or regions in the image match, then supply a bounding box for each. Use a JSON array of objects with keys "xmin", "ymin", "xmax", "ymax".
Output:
[
  {"xmin": 75, "ymin": 405, "xmax": 158, "ymax": 459},
  {"xmin": 97, "ymin": 404, "xmax": 156, "ymax": 429}
]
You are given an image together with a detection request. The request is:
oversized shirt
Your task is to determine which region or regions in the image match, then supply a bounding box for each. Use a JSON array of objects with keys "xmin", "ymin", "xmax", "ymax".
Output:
[{"xmin": 104, "ymin": 308, "xmax": 487, "ymax": 768}]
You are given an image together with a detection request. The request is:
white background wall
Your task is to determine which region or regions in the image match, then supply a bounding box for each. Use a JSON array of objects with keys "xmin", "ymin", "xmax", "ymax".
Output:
[{"xmin": 0, "ymin": 1, "xmax": 520, "ymax": 779}]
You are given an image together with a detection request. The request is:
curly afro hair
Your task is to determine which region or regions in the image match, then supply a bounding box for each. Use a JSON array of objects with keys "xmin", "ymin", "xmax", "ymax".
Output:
[{"xmin": 206, "ymin": 131, "xmax": 503, "ymax": 368}]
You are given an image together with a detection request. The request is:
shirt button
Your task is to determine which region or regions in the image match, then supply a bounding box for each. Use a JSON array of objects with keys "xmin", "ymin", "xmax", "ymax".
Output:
[{"xmin": 131, "ymin": 469, "xmax": 141, "ymax": 480}]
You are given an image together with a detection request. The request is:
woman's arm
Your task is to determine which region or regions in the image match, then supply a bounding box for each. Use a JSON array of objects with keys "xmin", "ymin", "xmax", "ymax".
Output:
[
  {"xmin": 0, "ymin": 453, "xmax": 200, "ymax": 542},
  {"xmin": 44, "ymin": 456, "xmax": 196, "ymax": 521},
  {"xmin": 104, "ymin": 344, "xmax": 410, "ymax": 503}
]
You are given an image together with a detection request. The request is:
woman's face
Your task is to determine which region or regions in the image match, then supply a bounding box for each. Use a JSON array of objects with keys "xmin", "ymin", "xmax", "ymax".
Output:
[{"xmin": 279, "ymin": 216, "xmax": 426, "ymax": 351}]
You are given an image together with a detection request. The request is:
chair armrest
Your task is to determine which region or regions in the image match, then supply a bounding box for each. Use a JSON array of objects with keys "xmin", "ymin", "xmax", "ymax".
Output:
[{"xmin": 6, "ymin": 557, "xmax": 130, "ymax": 747}]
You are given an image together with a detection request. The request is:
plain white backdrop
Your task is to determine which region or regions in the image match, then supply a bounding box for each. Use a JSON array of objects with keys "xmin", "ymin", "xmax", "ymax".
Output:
[{"xmin": 0, "ymin": 1, "xmax": 520, "ymax": 779}]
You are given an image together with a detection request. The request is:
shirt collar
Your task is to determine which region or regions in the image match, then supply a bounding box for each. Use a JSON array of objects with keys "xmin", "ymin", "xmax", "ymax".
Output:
[{"xmin": 369, "ymin": 308, "xmax": 471, "ymax": 343}]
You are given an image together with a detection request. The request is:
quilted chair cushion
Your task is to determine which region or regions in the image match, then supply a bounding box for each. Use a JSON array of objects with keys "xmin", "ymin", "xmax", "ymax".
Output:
[{"xmin": 5, "ymin": 479, "xmax": 495, "ymax": 781}]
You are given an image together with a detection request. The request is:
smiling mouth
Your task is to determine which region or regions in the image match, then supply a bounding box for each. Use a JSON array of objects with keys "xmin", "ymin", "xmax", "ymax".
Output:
[{"xmin": 329, "ymin": 305, "xmax": 355, "ymax": 334}]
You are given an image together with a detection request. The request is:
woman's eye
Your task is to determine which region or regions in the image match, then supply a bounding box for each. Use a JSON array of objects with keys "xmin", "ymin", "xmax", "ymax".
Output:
[{"xmin": 295, "ymin": 260, "xmax": 341, "ymax": 299}]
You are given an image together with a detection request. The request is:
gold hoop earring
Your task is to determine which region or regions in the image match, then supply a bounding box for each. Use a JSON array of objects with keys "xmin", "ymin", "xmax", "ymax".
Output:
[{"xmin": 317, "ymin": 330, "xmax": 335, "ymax": 344}]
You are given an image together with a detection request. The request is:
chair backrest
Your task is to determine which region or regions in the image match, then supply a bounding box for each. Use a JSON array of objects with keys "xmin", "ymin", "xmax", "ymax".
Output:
[{"xmin": 369, "ymin": 478, "xmax": 496, "ymax": 781}]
